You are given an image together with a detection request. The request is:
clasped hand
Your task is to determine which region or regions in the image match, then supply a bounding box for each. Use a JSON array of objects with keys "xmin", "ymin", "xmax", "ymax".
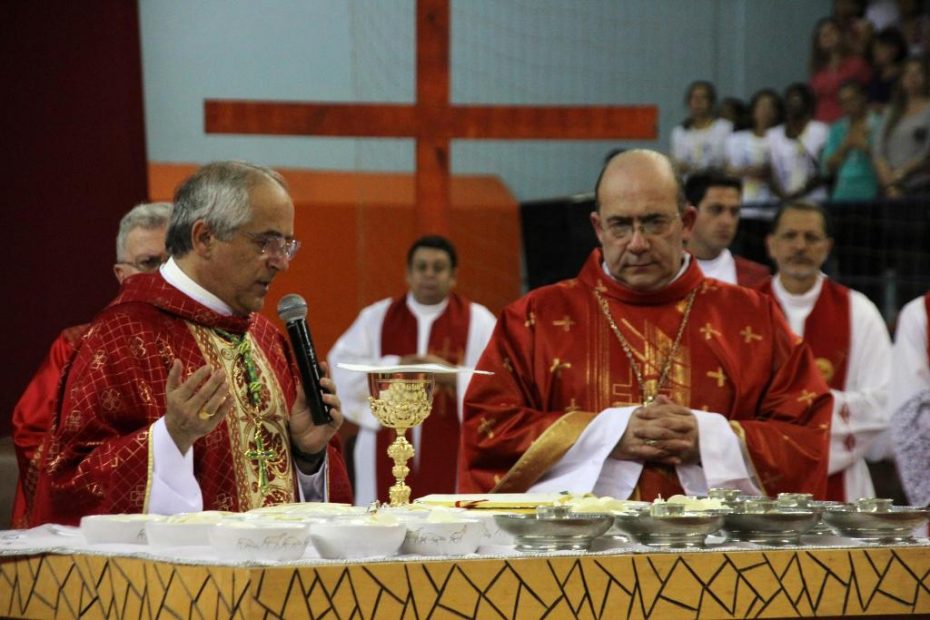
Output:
[{"xmin": 611, "ymin": 395, "xmax": 700, "ymax": 465}]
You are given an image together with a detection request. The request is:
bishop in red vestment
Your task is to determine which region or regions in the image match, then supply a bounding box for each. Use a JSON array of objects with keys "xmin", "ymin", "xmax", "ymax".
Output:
[
  {"xmin": 460, "ymin": 150, "xmax": 832, "ymax": 501},
  {"xmin": 28, "ymin": 163, "xmax": 351, "ymax": 525}
]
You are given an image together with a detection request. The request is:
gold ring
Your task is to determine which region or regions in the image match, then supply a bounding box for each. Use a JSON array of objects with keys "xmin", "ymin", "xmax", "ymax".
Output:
[
  {"xmin": 643, "ymin": 439, "xmax": 658, "ymax": 447},
  {"xmin": 198, "ymin": 410, "xmax": 215, "ymax": 420}
]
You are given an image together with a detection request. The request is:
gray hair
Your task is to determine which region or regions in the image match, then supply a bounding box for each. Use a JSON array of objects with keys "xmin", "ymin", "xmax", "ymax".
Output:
[
  {"xmin": 116, "ymin": 202, "xmax": 173, "ymax": 261},
  {"xmin": 166, "ymin": 161, "xmax": 288, "ymax": 257}
]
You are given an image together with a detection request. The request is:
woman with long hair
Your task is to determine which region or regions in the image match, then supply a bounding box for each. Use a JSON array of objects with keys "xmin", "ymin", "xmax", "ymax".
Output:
[
  {"xmin": 873, "ymin": 55, "xmax": 930, "ymax": 196},
  {"xmin": 670, "ymin": 80, "xmax": 733, "ymax": 176},
  {"xmin": 725, "ymin": 89, "xmax": 784, "ymax": 203},
  {"xmin": 809, "ymin": 17, "xmax": 872, "ymax": 123}
]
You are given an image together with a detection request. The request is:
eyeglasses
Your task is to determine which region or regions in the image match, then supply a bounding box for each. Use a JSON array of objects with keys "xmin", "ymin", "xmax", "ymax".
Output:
[
  {"xmin": 602, "ymin": 214, "xmax": 679, "ymax": 240},
  {"xmin": 117, "ymin": 254, "xmax": 169, "ymax": 272},
  {"xmin": 239, "ymin": 231, "xmax": 301, "ymax": 261}
]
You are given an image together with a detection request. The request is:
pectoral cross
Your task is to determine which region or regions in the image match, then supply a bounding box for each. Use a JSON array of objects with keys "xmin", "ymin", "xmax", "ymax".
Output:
[{"xmin": 245, "ymin": 429, "xmax": 276, "ymax": 493}]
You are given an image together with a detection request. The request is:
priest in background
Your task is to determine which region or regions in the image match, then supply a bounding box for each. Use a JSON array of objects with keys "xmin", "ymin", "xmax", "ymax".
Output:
[
  {"xmin": 683, "ymin": 169, "xmax": 771, "ymax": 287},
  {"xmin": 328, "ymin": 236, "xmax": 496, "ymax": 505},
  {"xmin": 29, "ymin": 161, "xmax": 352, "ymax": 525},
  {"xmin": 758, "ymin": 201, "xmax": 891, "ymax": 502},
  {"xmin": 459, "ymin": 149, "xmax": 832, "ymax": 501},
  {"xmin": 12, "ymin": 201, "xmax": 172, "ymax": 528}
]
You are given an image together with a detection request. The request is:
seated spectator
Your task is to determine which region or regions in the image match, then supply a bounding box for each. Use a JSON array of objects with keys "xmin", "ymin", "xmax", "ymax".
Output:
[
  {"xmin": 868, "ymin": 27, "xmax": 909, "ymax": 109},
  {"xmin": 726, "ymin": 88, "xmax": 784, "ymax": 204},
  {"xmin": 873, "ymin": 55, "xmax": 930, "ymax": 196},
  {"xmin": 768, "ymin": 83, "xmax": 831, "ymax": 201},
  {"xmin": 810, "ymin": 17, "xmax": 873, "ymax": 123},
  {"xmin": 670, "ymin": 80, "xmax": 733, "ymax": 176},
  {"xmin": 822, "ymin": 80, "xmax": 882, "ymax": 199}
]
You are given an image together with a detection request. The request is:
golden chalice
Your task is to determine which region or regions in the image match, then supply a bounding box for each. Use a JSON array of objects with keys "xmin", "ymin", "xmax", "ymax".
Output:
[{"xmin": 367, "ymin": 371, "xmax": 435, "ymax": 506}]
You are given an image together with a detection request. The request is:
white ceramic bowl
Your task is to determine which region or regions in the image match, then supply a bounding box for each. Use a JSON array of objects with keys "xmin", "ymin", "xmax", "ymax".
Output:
[
  {"xmin": 81, "ymin": 514, "xmax": 164, "ymax": 545},
  {"xmin": 463, "ymin": 511, "xmax": 516, "ymax": 547},
  {"xmin": 310, "ymin": 521, "xmax": 407, "ymax": 559},
  {"xmin": 401, "ymin": 519, "xmax": 482, "ymax": 556},
  {"xmin": 209, "ymin": 521, "xmax": 311, "ymax": 562}
]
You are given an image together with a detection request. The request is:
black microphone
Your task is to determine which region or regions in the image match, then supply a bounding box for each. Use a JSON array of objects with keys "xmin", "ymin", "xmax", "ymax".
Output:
[{"xmin": 277, "ymin": 294, "xmax": 333, "ymax": 426}]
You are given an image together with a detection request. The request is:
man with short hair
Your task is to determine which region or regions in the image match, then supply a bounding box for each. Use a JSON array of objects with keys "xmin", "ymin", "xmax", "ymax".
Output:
[
  {"xmin": 29, "ymin": 162, "xmax": 351, "ymax": 525},
  {"xmin": 759, "ymin": 201, "xmax": 891, "ymax": 502},
  {"xmin": 329, "ymin": 236, "xmax": 496, "ymax": 505},
  {"xmin": 12, "ymin": 201, "xmax": 172, "ymax": 528},
  {"xmin": 459, "ymin": 150, "xmax": 832, "ymax": 501},
  {"xmin": 683, "ymin": 170, "xmax": 771, "ymax": 287}
]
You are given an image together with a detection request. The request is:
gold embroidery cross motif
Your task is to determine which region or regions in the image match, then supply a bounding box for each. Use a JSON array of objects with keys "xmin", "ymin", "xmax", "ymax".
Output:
[
  {"xmin": 740, "ymin": 326, "xmax": 762, "ymax": 343},
  {"xmin": 549, "ymin": 358, "xmax": 572, "ymax": 374},
  {"xmin": 565, "ymin": 398, "xmax": 580, "ymax": 413},
  {"xmin": 524, "ymin": 312, "xmax": 536, "ymax": 328},
  {"xmin": 552, "ymin": 316, "xmax": 575, "ymax": 332},
  {"xmin": 699, "ymin": 323, "xmax": 721, "ymax": 341},
  {"xmin": 477, "ymin": 416, "xmax": 496, "ymax": 439},
  {"xmin": 707, "ymin": 367, "xmax": 727, "ymax": 388},
  {"xmin": 246, "ymin": 429, "xmax": 276, "ymax": 493},
  {"xmin": 797, "ymin": 390, "xmax": 817, "ymax": 407}
]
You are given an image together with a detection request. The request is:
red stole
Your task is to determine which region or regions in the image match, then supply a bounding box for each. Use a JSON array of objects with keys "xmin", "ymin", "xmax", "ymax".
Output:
[
  {"xmin": 763, "ymin": 278, "xmax": 851, "ymax": 500},
  {"xmin": 376, "ymin": 293, "xmax": 471, "ymax": 501}
]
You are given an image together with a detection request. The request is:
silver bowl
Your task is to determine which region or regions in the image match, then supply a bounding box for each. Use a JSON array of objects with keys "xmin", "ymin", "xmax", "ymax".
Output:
[
  {"xmin": 722, "ymin": 509, "xmax": 819, "ymax": 546},
  {"xmin": 493, "ymin": 512, "xmax": 614, "ymax": 551},
  {"xmin": 822, "ymin": 505, "xmax": 930, "ymax": 544},
  {"xmin": 612, "ymin": 510, "xmax": 726, "ymax": 548}
]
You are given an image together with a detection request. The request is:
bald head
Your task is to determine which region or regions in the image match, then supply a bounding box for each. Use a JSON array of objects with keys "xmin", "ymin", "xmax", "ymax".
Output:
[{"xmin": 595, "ymin": 149, "xmax": 686, "ymax": 214}]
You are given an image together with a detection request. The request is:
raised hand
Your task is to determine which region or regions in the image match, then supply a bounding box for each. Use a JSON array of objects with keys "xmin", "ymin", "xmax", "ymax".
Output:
[{"xmin": 163, "ymin": 359, "xmax": 232, "ymax": 455}]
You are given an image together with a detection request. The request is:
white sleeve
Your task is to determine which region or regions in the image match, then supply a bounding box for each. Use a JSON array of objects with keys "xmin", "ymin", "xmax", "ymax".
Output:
[
  {"xmin": 327, "ymin": 300, "xmax": 397, "ymax": 432},
  {"xmin": 294, "ymin": 457, "xmax": 327, "ymax": 502},
  {"xmin": 679, "ymin": 410, "xmax": 762, "ymax": 496},
  {"xmin": 456, "ymin": 303, "xmax": 497, "ymax": 422},
  {"xmin": 670, "ymin": 126, "xmax": 687, "ymax": 164},
  {"xmin": 828, "ymin": 293, "xmax": 893, "ymax": 472},
  {"xmin": 148, "ymin": 417, "xmax": 203, "ymax": 515},
  {"xmin": 529, "ymin": 407, "xmax": 642, "ymax": 498},
  {"xmin": 890, "ymin": 297, "xmax": 930, "ymax": 415}
]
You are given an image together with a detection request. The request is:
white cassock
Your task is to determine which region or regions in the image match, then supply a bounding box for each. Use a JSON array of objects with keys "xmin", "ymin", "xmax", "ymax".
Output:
[
  {"xmin": 696, "ymin": 249, "xmax": 738, "ymax": 285},
  {"xmin": 328, "ymin": 293, "xmax": 496, "ymax": 505},
  {"xmin": 770, "ymin": 274, "xmax": 892, "ymax": 501},
  {"xmin": 889, "ymin": 295, "xmax": 930, "ymax": 413}
]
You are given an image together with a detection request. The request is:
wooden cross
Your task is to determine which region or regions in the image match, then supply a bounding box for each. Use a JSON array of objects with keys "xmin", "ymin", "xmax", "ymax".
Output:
[
  {"xmin": 204, "ymin": 0, "xmax": 657, "ymax": 234},
  {"xmin": 246, "ymin": 429, "xmax": 276, "ymax": 494}
]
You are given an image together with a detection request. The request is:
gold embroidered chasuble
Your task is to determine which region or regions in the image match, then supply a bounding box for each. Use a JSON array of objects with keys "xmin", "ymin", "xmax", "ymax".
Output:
[{"xmin": 459, "ymin": 249, "xmax": 832, "ymax": 500}]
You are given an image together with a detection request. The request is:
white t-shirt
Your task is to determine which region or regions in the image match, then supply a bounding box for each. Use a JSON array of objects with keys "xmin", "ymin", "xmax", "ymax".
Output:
[
  {"xmin": 767, "ymin": 121, "xmax": 830, "ymax": 201},
  {"xmin": 671, "ymin": 118, "xmax": 733, "ymax": 171},
  {"xmin": 725, "ymin": 130, "xmax": 775, "ymax": 203}
]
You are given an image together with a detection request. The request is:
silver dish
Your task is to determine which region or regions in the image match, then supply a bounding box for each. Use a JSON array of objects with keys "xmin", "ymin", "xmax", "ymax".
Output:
[
  {"xmin": 805, "ymin": 500, "xmax": 847, "ymax": 536},
  {"xmin": 493, "ymin": 512, "xmax": 614, "ymax": 551},
  {"xmin": 612, "ymin": 510, "xmax": 725, "ymax": 548},
  {"xmin": 822, "ymin": 506, "xmax": 930, "ymax": 544},
  {"xmin": 722, "ymin": 510, "xmax": 819, "ymax": 546}
]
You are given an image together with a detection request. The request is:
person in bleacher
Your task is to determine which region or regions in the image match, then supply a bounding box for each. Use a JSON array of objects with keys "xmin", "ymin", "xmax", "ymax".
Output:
[
  {"xmin": 725, "ymin": 88, "xmax": 783, "ymax": 205},
  {"xmin": 821, "ymin": 80, "xmax": 882, "ymax": 200},
  {"xmin": 683, "ymin": 169, "xmax": 771, "ymax": 287},
  {"xmin": 758, "ymin": 201, "xmax": 891, "ymax": 502},
  {"xmin": 768, "ymin": 83, "xmax": 831, "ymax": 202},
  {"xmin": 889, "ymin": 292, "xmax": 930, "ymax": 506},
  {"xmin": 873, "ymin": 55, "xmax": 930, "ymax": 196},
  {"xmin": 11, "ymin": 202, "xmax": 172, "ymax": 528},
  {"xmin": 809, "ymin": 17, "xmax": 872, "ymax": 124},
  {"xmin": 459, "ymin": 149, "xmax": 832, "ymax": 502},
  {"xmin": 867, "ymin": 26, "xmax": 909, "ymax": 111},
  {"xmin": 670, "ymin": 80, "xmax": 733, "ymax": 177}
]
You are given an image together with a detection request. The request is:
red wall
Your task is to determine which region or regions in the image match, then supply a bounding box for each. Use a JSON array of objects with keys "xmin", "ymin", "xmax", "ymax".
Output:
[{"xmin": 0, "ymin": 4, "xmax": 149, "ymax": 434}]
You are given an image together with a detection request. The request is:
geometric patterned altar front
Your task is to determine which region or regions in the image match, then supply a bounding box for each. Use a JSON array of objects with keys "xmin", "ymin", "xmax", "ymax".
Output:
[{"xmin": 3, "ymin": 547, "xmax": 930, "ymax": 619}]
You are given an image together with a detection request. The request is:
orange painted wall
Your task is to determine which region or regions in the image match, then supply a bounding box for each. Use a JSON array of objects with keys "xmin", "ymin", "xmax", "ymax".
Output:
[{"xmin": 148, "ymin": 164, "xmax": 521, "ymax": 357}]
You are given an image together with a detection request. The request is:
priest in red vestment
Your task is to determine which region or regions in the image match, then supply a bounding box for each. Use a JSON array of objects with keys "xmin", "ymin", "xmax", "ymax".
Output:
[
  {"xmin": 28, "ymin": 162, "xmax": 351, "ymax": 526},
  {"xmin": 683, "ymin": 169, "xmax": 771, "ymax": 288},
  {"xmin": 459, "ymin": 149, "xmax": 832, "ymax": 501},
  {"xmin": 11, "ymin": 201, "xmax": 172, "ymax": 528},
  {"xmin": 328, "ymin": 236, "xmax": 496, "ymax": 505}
]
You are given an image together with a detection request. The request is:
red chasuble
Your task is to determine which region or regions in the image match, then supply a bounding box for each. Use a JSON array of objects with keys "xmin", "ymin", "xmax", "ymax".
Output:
[
  {"xmin": 28, "ymin": 273, "xmax": 351, "ymax": 526},
  {"xmin": 11, "ymin": 324, "xmax": 88, "ymax": 528},
  {"xmin": 925, "ymin": 294, "xmax": 930, "ymax": 363},
  {"xmin": 734, "ymin": 256, "xmax": 772, "ymax": 289},
  {"xmin": 760, "ymin": 278, "xmax": 851, "ymax": 500},
  {"xmin": 460, "ymin": 249, "xmax": 832, "ymax": 501},
  {"xmin": 376, "ymin": 293, "xmax": 471, "ymax": 500}
]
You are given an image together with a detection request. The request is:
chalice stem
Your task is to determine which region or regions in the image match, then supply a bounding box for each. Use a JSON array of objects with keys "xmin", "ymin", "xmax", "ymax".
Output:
[{"xmin": 387, "ymin": 430, "xmax": 415, "ymax": 506}]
